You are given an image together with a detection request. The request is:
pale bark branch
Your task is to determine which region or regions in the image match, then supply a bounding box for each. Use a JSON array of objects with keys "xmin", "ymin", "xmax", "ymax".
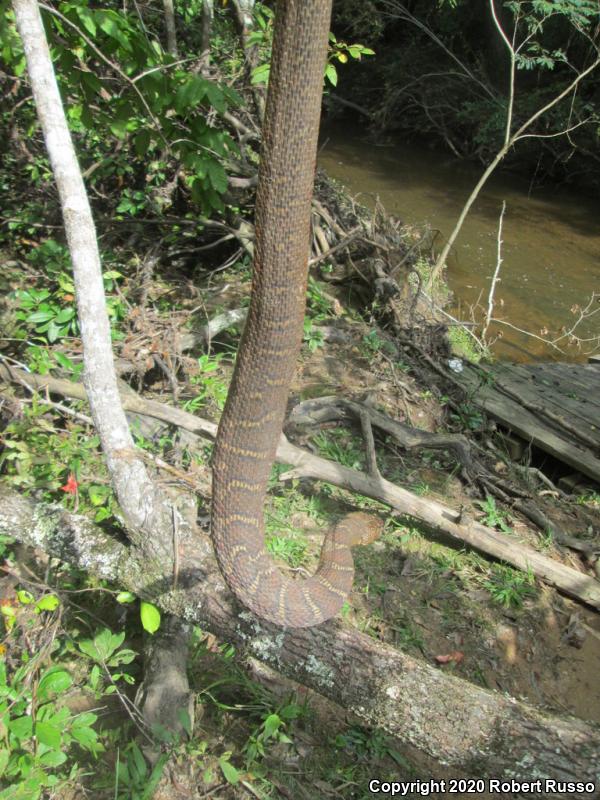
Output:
[{"xmin": 12, "ymin": 0, "xmax": 191, "ymax": 565}]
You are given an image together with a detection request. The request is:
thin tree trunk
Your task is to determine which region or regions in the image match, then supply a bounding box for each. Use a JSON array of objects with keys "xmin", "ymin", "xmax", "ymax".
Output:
[
  {"xmin": 163, "ymin": 0, "xmax": 178, "ymax": 57},
  {"xmin": 199, "ymin": 0, "xmax": 213, "ymax": 71},
  {"xmin": 1, "ymin": 485, "xmax": 599, "ymax": 799},
  {"xmin": 12, "ymin": 0, "xmax": 194, "ymax": 567},
  {"xmin": 230, "ymin": 0, "xmax": 265, "ymax": 117}
]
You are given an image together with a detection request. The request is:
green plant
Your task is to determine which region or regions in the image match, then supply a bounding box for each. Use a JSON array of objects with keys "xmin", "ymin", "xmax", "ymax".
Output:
[
  {"xmin": 393, "ymin": 621, "xmax": 424, "ymax": 651},
  {"xmin": 112, "ymin": 742, "xmax": 168, "ymax": 800},
  {"xmin": 243, "ymin": 701, "xmax": 303, "ymax": 766},
  {"xmin": 10, "ymin": 240, "xmax": 125, "ymax": 345},
  {"xmin": 577, "ymin": 491, "xmax": 600, "ymax": 508},
  {"xmin": 476, "ymin": 496, "xmax": 512, "ymax": 534},
  {"xmin": 306, "ymin": 277, "xmax": 333, "ymax": 318},
  {"xmin": 361, "ymin": 329, "xmax": 384, "ymax": 359},
  {"xmin": 484, "ymin": 564, "xmax": 536, "ymax": 608},
  {"xmin": 183, "ymin": 353, "xmax": 228, "ymax": 412},
  {"xmin": 333, "ymin": 726, "xmax": 407, "ymax": 768},
  {"xmin": 23, "ymin": 346, "xmax": 83, "ymax": 378},
  {"xmin": 2, "ymin": 2, "xmax": 239, "ymax": 216},
  {"xmin": 13, "ymin": 285, "xmax": 77, "ymax": 343},
  {"xmin": 77, "ymin": 627, "xmax": 137, "ymax": 696},
  {"xmin": 450, "ymin": 402, "xmax": 484, "ymax": 431},
  {"xmin": 0, "ymin": 398, "xmax": 118, "ymax": 522},
  {"xmin": 0, "ymin": 616, "xmax": 103, "ymax": 800},
  {"xmin": 265, "ymin": 532, "xmax": 307, "ymax": 568},
  {"xmin": 325, "ymin": 32, "xmax": 375, "ymax": 87},
  {"xmin": 303, "ymin": 316, "xmax": 325, "ymax": 352},
  {"xmin": 312, "ymin": 429, "xmax": 364, "ymax": 470},
  {"xmin": 447, "ymin": 325, "xmax": 486, "ymax": 363}
]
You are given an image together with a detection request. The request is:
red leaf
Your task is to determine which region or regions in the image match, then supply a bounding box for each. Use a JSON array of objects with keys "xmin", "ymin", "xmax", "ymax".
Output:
[
  {"xmin": 60, "ymin": 473, "xmax": 79, "ymax": 494},
  {"xmin": 435, "ymin": 651, "xmax": 464, "ymax": 665}
]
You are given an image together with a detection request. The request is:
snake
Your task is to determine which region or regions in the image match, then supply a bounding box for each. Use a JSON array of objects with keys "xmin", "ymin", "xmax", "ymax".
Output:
[{"xmin": 211, "ymin": 0, "xmax": 382, "ymax": 628}]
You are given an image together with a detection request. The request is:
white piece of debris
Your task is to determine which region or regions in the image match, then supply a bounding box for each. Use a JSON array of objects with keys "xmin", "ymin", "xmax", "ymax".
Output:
[{"xmin": 448, "ymin": 358, "xmax": 464, "ymax": 373}]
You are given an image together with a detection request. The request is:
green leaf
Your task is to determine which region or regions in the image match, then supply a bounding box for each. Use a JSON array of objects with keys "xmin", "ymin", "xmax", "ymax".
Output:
[
  {"xmin": 80, "ymin": 70, "xmax": 103, "ymax": 95},
  {"xmin": 97, "ymin": 10, "xmax": 132, "ymax": 51},
  {"xmin": 26, "ymin": 310, "xmax": 54, "ymax": 324},
  {"xmin": 35, "ymin": 720, "xmax": 61, "ymax": 749},
  {"xmin": 8, "ymin": 715, "xmax": 33, "ymax": 741},
  {"xmin": 251, "ymin": 63, "xmax": 270, "ymax": 85},
  {"xmin": 262, "ymin": 713, "xmax": 281, "ymax": 740},
  {"xmin": 175, "ymin": 76, "xmax": 208, "ymax": 113},
  {"xmin": 109, "ymin": 116, "xmax": 129, "ymax": 139},
  {"xmin": 72, "ymin": 712, "xmax": 98, "ymax": 729},
  {"xmin": 219, "ymin": 757, "xmax": 239, "ymax": 785},
  {"xmin": 88, "ymin": 664, "xmax": 101, "ymax": 690},
  {"xmin": 78, "ymin": 628, "xmax": 125, "ymax": 662},
  {"xmin": 116, "ymin": 591, "xmax": 136, "ymax": 604},
  {"xmin": 37, "ymin": 668, "xmax": 72, "ymax": 702},
  {"xmin": 107, "ymin": 648, "xmax": 136, "ymax": 666},
  {"xmin": 140, "ymin": 602, "xmax": 161, "ymax": 634},
  {"xmin": 0, "ymin": 749, "xmax": 8, "ymax": 777},
  {"xmin": 75, "ymin": 6, "xmax": 97, "ymax": 36},
  {"xmin": 46, "ymin": 321, "xmax": 61, "ymax": 343},
  {"xmin": 38, "ymin": 749, "xmax": 67, "ymax": 767},
  {"xmin": 16, "ymin": 590, "xmax": 34, "ymax": 605},
  {"xmin": 71, "ymin": 725, "xmax": 99, "ymax": 751},
  {"xmin": 325, "ymin": 63, "xmax": 338, "ymax": 86},
  {"xmin": 53, "ymin": 307, "xmax": 75, "ymax": 324},
  {"xmin": 134, "ymin": 129, "xmax": 152, "ymax": 157},
  {"xmin": 35, "ymin": 594, "xmax": 60, "ymax": 612},
  {"xmin": 130, "ymin": 742, "xmax": 147, "ymax": 781},
  {"xmin": 53, "ymin": 351, "xmax": 76, "ymax": 371},
  {"xmin": 207, "ymin": 161, "xmax": 228, "ymax": 194},
  {"xmin": 205, "ymin": 82, "xmax": 227, "ymax": 113}
]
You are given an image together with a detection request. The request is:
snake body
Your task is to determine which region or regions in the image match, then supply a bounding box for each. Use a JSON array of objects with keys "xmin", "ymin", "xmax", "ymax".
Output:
[{"xmin": 211, "ymin": 0, "xmax": 381, "ymax": 628}]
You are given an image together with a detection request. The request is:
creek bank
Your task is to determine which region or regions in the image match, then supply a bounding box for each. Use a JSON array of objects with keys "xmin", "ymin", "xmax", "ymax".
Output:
[{"xmin": 319, "ymin": 123, "xmax": 600, "ymax": 363}]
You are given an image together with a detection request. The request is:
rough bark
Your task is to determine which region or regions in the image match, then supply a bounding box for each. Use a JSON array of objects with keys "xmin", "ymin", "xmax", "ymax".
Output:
[{"xmin": 1, "ymin": 485, "xmax": 599, "ymax": 797}]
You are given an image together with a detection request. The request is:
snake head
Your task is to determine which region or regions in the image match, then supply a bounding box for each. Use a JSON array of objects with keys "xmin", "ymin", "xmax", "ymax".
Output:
[{"xmin": 340, "ymin": 512, "xmax": 384, "ymax": 547}]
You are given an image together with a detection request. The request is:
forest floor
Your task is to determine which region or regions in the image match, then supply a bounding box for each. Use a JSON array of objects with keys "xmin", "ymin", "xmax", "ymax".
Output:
[{"xmin": 2, "ymin": 176, "xmax": 600, "ymax": 799}]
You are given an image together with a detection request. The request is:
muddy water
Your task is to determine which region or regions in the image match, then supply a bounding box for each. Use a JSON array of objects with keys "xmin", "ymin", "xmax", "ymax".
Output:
[{"xmin": 319, "ymin": 127, "xmax": 600, "ymax": 362}]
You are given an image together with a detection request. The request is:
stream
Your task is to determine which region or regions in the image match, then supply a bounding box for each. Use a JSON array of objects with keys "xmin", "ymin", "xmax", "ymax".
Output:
[{"xmin": 319, "ymin": 125, "xmax": 600, "ymax": 362}]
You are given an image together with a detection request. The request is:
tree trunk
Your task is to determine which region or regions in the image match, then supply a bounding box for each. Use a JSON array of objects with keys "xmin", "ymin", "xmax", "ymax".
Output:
[
  {"xmin": 230, "ymin": 0, "xmax": 265, "ymax": 117},
  {"xmin": 2, "ymin": 486, "xmax": 599, "ymax": 799},
  {"xmin": 199, "ymin": 0, "xmax": 213, "ymax": 71},
  {"xmin": 12, "ymin": 0, "xmax": 195, "ymax": 571},
  {"xmin": 163, "ymin": 0, "xmax": 178, "ymax": 57}
]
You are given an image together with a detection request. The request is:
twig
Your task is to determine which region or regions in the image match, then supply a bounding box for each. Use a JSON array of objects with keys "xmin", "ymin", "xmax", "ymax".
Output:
[
  {"xmin": 482, "ymin": 200, "xmax": 506, "ymax": 344},
  {"xmin": 359, "ymin": 408, "xmax": 381, "ymax": 479}
]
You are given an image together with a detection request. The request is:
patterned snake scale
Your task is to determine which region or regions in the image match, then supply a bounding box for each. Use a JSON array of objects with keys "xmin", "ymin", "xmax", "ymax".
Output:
[{"xmin": 211, "ymin": 0, "xmax": 382, "ymax": 627}]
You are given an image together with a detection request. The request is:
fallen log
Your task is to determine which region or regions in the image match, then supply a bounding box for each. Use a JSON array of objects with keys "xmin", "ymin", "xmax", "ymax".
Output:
[
  {"xmin": 1, "ymin": 485, "xmax": 599, "ymax": 797},
  {"xmin": 3, "ymin": 364, "xmax": 600, "ymax": 610}
]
